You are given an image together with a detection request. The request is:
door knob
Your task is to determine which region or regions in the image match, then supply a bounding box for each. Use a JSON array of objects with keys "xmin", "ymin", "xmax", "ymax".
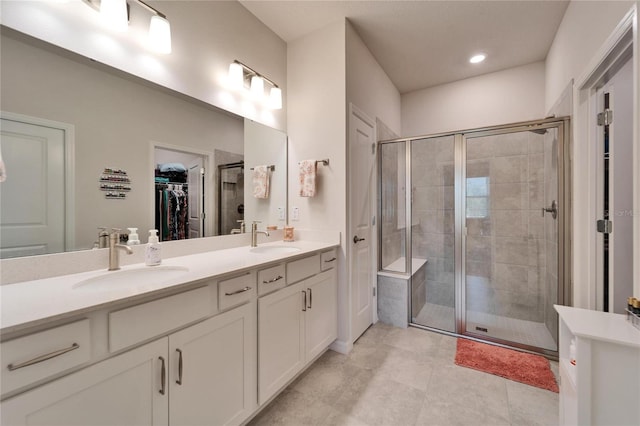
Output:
[{"xmin": 353, "ymin": 236, "xmax": 365, "ymax": 244}]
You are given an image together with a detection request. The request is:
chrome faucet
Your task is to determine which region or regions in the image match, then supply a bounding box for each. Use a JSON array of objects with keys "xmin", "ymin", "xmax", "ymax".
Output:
[
  {"xmin": 230, "ymin": 220, "xmax": 246, "ymax": 234},
  {"xmin": 109, "ymin": 229, "xmax": 133, "ymax": 271},
  {"xmin": 250, "ymin": 221, "xmax": 269, "ymax": 247}
]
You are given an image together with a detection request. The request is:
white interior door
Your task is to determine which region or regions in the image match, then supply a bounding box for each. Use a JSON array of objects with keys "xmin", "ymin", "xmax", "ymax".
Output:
[
  {"xmin": 349, "ymin": 105, "xmax": 376, "ymax": 341},
  {"xmin": 187, "ymin": 160, "xmax": 204, "ymax": 239},
  {"xmin": 0, "ymin": 118, "xmax": 66, "ymax": 258}
]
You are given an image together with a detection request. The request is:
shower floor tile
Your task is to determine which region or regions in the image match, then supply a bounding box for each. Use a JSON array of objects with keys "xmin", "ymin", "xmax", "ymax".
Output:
[{"xmin": 413, "ymin": 303, "xmax": 558, "ymax": 351}]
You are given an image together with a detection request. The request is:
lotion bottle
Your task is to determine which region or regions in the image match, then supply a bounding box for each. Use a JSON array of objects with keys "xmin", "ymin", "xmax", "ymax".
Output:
[
  {"xmin": 145, "ymin": 229, "xmax": 161, "ymax": 266},
  {"xmin": 127, "ymin": 228, "xmax": 140, "ymax": 245}
]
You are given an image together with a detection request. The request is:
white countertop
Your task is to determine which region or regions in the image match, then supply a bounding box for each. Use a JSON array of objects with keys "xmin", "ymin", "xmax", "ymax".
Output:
[
  {"xmin": 554, "ymin": 305, "xmax": 640, "ymax": 348},
  {"xmin": 1, "ymin": 240, "xmax": 337, "ymax": 334}
]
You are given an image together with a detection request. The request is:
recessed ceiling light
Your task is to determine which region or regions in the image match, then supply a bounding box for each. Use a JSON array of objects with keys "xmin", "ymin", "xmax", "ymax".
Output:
[{"xmin": 469, "ymin": 54, "xmax": 486, "ymax": 64}]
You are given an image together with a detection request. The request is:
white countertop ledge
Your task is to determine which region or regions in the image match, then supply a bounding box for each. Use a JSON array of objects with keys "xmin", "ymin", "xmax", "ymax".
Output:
[
  {"xmin": 555, "ymin": 305, "xmax": 640, "ymax": 348},
  {"xmin": 1, "ymin": 240, "xmax": 338, "ymax": 334}
]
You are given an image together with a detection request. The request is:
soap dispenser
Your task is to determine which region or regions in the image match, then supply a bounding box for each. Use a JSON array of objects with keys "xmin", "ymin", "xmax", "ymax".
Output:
[
  {"xmin": 145, "ymin": 229, "xmax": 161, "ymax": 266},
  {"xmin": 127, "ymin": 228, "xmax": 140, "ymax": 245}
]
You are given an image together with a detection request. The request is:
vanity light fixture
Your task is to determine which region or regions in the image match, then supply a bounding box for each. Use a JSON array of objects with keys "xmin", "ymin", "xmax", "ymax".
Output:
[
  {"xmin": 84, "ymin": 0, "xmax": 172, "ymax": 54},
  {"xmin": 100, "ymin": 0, "xmax": 128, "ymax": 32},
  {"xmin": 228, "ymin": 60, "xmax": 282, "ymax": 110},
  {"xmin": 469, "ymin": 53, "xmax": 487, "ymax": 64}
]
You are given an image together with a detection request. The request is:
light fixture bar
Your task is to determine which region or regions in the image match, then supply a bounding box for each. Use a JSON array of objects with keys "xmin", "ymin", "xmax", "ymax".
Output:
[
  {"xmin": 232, "ymin": 60, "xmax": 279, "ymax": 89},
  {"xmin": 136, "ymin": 0, "xmax": 166, "ymax": 19}
]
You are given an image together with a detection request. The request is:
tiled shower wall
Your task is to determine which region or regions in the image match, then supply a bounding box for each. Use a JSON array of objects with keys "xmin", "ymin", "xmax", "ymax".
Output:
[
  {"xmin": 465, "ymin": 131, "xmax": 547, "ymax": 323},
  {"xmin": 411, "ymin": 136, "xmax": 456, "ymax": 316}
]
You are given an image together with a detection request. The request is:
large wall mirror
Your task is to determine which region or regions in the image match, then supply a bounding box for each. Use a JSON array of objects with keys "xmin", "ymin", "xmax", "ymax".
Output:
[{"xmin": 0, "ymin": 28, "xmax": 287, "ymax": 258}]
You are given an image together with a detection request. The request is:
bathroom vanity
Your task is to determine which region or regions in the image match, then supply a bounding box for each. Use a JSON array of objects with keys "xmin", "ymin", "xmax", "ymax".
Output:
[
  {"xmin": 0, "ymin": 240, "xmax": 338, "ymax": 425},
  {"xmin": 555, "ymin": 305, "xmax": 640, "ymax": 425}
]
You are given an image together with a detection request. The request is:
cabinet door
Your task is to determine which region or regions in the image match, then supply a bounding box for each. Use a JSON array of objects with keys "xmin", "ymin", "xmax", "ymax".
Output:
[
  {"xmin": 169, "ymin": 301, "xmax": 257, "ymax": 426},
  {"xmin": 304, "ymin": 270, "xmax": 338, "ymax": 362},
  {"xmin": 258, "ymin": 282, "xmax": 305, "ymax": 405},
  {"xmin": 1, "ymin": 339, "xmax": 169, "ymax": 426}
]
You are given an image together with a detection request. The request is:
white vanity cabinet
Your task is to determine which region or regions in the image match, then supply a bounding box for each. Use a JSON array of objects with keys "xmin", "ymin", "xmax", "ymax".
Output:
[
  {"xmin": 168, "ymin": 300, "xmax": 256, "ymax": 426},
  {"xmin": 1, "ymin": 338, "xmax": 169, "ymax": 426},
  {"xmin": 258, "ymin": 254, "xmax": 337, "ymax": 405},
  {"xmin": 555, "ymin": 305, "xmax": 640, "ymax": 425}
]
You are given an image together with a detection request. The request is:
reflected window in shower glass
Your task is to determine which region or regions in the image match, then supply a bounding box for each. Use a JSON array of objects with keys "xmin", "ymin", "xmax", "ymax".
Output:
[{"xmin": 466, "ymin": 177, "xmax": 489, "ymax": 218}]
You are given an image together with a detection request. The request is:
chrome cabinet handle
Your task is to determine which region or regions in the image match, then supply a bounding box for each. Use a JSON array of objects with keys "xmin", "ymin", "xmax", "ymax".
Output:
[
  {"xmin": 159, "ymin": 356, "xmax": 166, "ymax": 395},
  {"xmin": 225, "ymin": 286, "xmax": 252, "ymax": 296},
  {"xmin": 263, "ymin": 275, "xmax": 283, "ymax": 284},
  {"xmin": 324, "ymin": 257, "xmax": 337, "ymax": 263},
  {"xmin": 307, "ymin": 288, "xmax": 312, "ymax": 309},
  {"xmin": 353, "ymin": 236, "xmax": 365, "ymax": 244},
  {"xmin": 176, "ymin": 349, "xmax": 183, "ymax": 385},
  {"xmin": 302, "ymin": 290, "xmax": 307, "ymax": 312},
  {"xmin": 7, "ymin": 343, "xmax": 80, "ymax": 371}
]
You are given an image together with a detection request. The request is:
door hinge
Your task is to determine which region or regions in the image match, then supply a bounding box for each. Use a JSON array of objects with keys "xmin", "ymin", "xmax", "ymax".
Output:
[
  {"xmin": 373, "ymin": 287, "xmax": 376, "ymax": 297},
  {"xmin": 200, "ymin": 167, "xmax": 205, "ymax": 176},
  {"xmin": 596, "ymin": 219, "xmax": 613, "ymax": 234},
  {"xmin": 597, "ymin": 109, "xmax": 613, "ymax": 126}
]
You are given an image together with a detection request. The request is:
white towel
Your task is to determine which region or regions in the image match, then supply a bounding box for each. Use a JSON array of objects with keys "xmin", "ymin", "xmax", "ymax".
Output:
[
  {"xmin": 299, "ymin": 160, "xmax": 316, "ymax": 197},
  {"xmin": 252, "ymin": 165, "xmax": 270, "ymax": 199}
]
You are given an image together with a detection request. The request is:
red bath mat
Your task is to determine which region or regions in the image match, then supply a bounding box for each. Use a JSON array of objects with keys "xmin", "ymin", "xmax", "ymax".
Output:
[{"xmin": 454, "ymin": 338, "xmax": 559, "ymax": 393}]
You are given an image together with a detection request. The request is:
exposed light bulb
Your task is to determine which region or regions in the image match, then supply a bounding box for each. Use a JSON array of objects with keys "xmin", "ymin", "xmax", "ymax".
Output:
[
  {"xmin": 228, "ymin": 62, "xmax": 244, "ymax": 90},
  {"xmin": 100, "ymin": 0, "xmax": 128, "ymax": 32},
  {"xmin": 250, "ymin": 76, "xmax": 264, "ymax": 100},
  {"xmin": 148, "ymin": 15, "xmax": 172, "ymax": 54},
  {"xmin": 469, "ymin": 53, "xmax": 486, "ymax": 64},
  {"xmin": 269, "ymin": 87, "xmax": 282, "ymax": 110}
]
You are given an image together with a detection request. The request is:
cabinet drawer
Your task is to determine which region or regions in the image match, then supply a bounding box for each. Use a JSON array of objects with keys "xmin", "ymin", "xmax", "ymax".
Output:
[
  {"xmin": 219, "ymin": 272, "xmax": 256, "ymax": 311},
  {"xmin": 109, "ymin": 286, "xmax": 212, "ymax": 352},
  {"xmin": 257, "ymin": 264, "xmax": 286, "ymax": 296},
  {"xmin": 287, "ymin": 254, "xmax": 320, "ymax": 284},
  {"xmin": 1, "ymin": 319, "xmax": 91, "ymax": 396},
  {"xmin": 320, "ymin": 249, "xmax": 338, "ymax": 271}
]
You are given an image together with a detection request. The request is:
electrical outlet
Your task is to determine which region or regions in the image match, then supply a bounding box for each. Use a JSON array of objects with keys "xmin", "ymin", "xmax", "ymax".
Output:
[
  {"xmin": 277, "ymin": 207, "xmax": 285, "ymax": 220},
  {"xmin": 292, "ymin": 207, "xmax": 300, "ymax": 221}
]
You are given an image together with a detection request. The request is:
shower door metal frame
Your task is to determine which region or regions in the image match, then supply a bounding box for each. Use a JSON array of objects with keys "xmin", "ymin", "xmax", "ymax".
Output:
[
  {"xmin": 378, "ymin": 117, "xmax": 571, "ymax": 358},
  {"xmin": 459, "ymin": 118, "xmax": 570, "ymax": 358}
]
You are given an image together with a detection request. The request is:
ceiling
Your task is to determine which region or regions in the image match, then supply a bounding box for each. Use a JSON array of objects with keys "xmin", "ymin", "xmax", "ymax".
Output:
[{"xmin": 239, "ymin": 0, "xmax": 570, "ymax": 94}]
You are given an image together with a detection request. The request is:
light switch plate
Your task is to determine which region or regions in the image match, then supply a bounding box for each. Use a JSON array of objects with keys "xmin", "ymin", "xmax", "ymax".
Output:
[
  {"xmin": 277, "ymin": 207, "xmax": 285, "ymax": 220},
  {"xmin": 292, "ymin": 207, "xmax": 300, "ymax": 221}
]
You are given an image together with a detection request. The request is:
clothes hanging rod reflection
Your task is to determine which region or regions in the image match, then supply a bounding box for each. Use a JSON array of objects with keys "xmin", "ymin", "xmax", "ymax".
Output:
[
  {"xmin": 249, "ymin": 165, "xmax": 275, "ymax": 171},
  {"xmin": 298, "ymin": 159, "xmax": 330, "ymax": 166}
]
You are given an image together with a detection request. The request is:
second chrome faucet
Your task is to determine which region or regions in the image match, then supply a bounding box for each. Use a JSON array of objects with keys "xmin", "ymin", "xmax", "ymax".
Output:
[
  {"xmin": 109, "ymin": 229, "xmax": 133, "ymax": 270},
  {"xmin": 251, "ymin": 221, "xmax": 269, "ymax": 247}
]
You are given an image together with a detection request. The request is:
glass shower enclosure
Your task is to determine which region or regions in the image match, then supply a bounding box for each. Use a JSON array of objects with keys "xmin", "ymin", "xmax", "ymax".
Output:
[{"xmin": 378, "ymin": 118, "xmax": 570, "ymax": 356}]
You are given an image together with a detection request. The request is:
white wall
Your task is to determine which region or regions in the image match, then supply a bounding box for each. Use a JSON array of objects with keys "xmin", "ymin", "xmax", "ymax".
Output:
[
  {"xmin": 287, "ymin": 20, "xmax": 349, "ymax": 348},
  {"xmin": 402, "ymin": 62, "xmax": 546, "ymax": 137},
  {"xmin": 545, "ymin": 0, "xmax": 638, "ymax": 307},
  {"xmin": 0, "ymin": 0, "xmax": 287, "ymax": 130},
  {"xmin": 1, "ymin": 33, "xmax": 243, "ymax": 249},
  {"xmin": 545, "ymin": 0, "xmax": 635, "ymax": 112},
  {"xmin": 346, "ymin": 21, "xmax": 402, "ymax": 136}
]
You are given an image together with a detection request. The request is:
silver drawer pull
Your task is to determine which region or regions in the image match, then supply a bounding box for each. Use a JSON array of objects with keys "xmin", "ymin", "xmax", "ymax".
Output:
[
  {"xmin": 263, "ymin": 275, "xmax": 283, "ymax": 284},
  {"xmin": 225, "ymin": 286, "xmax": 252, "ymax": 296},
  {"xmin": 324, "ymin": 257, "xmax": 337, "ymax": 263},
  {"xmin": 7, "ymin": 343, "xmax": 80, "ymax": 371}
]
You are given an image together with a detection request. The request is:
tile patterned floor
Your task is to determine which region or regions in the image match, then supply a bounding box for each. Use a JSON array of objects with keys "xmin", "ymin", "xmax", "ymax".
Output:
[{"xmin": 248, "ymin": 322, "xmax": 559, "ymax": 426}]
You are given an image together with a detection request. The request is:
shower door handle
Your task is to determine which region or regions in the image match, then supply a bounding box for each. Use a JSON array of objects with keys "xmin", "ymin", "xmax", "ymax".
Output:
[
  {"xmin": 541, "ymin": 200, "xmax": 558, "ymax": 219},
  {"xmin": 353, "ymin": 236, "xmax": 365, "ymax": 244}
]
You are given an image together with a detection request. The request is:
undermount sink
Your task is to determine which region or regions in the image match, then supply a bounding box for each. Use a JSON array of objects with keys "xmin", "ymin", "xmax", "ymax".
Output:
[
  {"xmin": 249, "ymin": 246, "xmax": 302, "ymax": 255},
  {"xmin": 73, "ymin": 265, "xmax": 190, "ymax": 292}
]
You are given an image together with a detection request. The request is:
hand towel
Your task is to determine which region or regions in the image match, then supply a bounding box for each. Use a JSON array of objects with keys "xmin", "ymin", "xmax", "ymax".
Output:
[
  {"xmin": 252, "ymin": 165, "xmax": 270, "ymax": 199},
  {"xmin": 0, "ymin": 146, "xmax": 6, "ymax": 183},
  {"xmin": 299, "ymin": 160, "xmax": 316, "ymax": 197}
]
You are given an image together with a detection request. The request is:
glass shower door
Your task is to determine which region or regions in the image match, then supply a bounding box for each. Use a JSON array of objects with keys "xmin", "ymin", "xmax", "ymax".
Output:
[
  {"xmin": 410, "ymin": 135, "xmax": 456, "ymax": 333},
  {"xmin": 463, "ymin": 126, "xmax": 561, "ymax": 351}
]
